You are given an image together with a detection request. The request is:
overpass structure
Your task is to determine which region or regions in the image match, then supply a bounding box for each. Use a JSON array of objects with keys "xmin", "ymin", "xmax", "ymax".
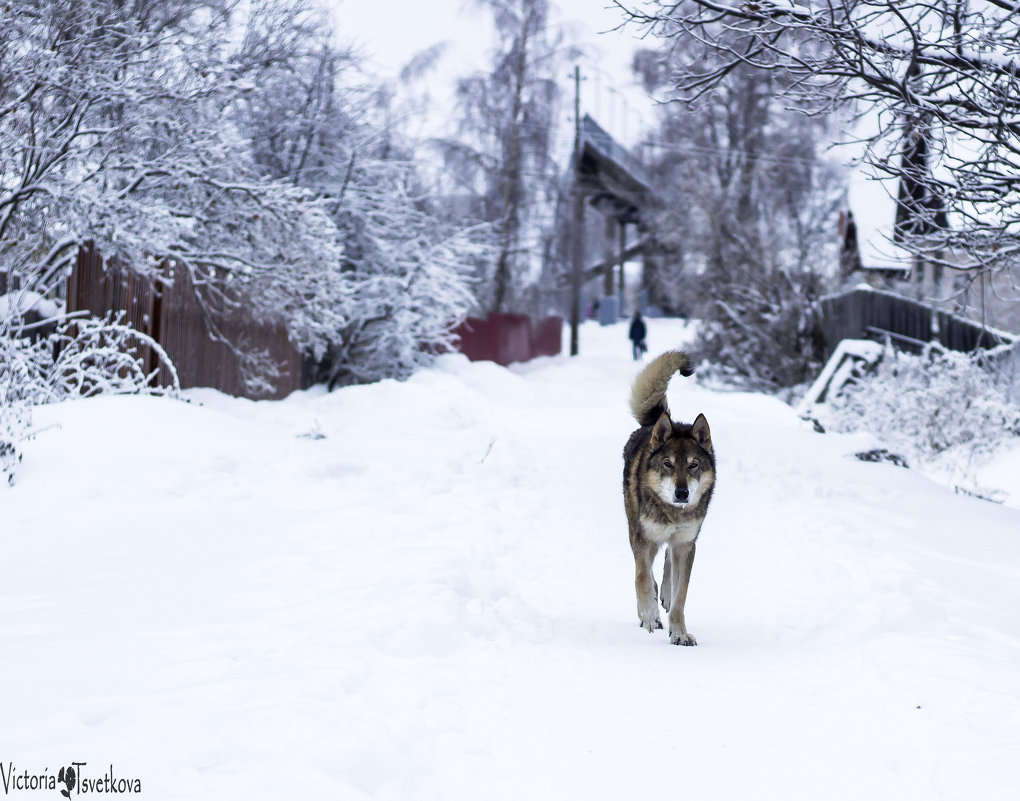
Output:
[{"xmin": 571, "ymin": 114, "xmax": 662, "ymax": 313}]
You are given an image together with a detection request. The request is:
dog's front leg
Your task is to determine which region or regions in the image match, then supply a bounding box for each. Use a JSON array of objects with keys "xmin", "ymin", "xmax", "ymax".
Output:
[
  {"xmin": 631, "ymin": 537, "xmax": 662, "ymax": 632},
  {"xmin": 661, "ymin": 545, "xmax": 672, "ymax": 612},
  {"xmin": 667, "ymin": 542, "xmax": 697, "ymax": 646}
]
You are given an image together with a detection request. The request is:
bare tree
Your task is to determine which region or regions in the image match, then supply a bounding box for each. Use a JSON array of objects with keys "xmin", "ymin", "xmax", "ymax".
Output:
[
  {"xmin": 632, "ymin": 32, "xmax": 846, "ymax": 389},
  {"xmin": 237, "ymin": 0, "xmax": 364, "ymax": 188},
  {"xmin": 439, "ymin": 0, "xmax": 573, "ymax": 314},
  {"xmin": 618, "ymin": 0, "xmax": 1020, "ymax": 302}
]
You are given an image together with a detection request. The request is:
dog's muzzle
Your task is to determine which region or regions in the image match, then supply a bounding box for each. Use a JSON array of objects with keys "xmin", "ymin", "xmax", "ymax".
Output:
[{"xmin": 674, "ymin": 486, "xmax": 689, "ymax": 503}]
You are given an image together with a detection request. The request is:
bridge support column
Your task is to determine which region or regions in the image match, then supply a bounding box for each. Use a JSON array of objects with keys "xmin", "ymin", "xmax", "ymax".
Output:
[
  {"xmin": 618, "ymin": 221, "xmax": 627, "ymax": 297},
  {"xmin": 602, "ymin": 216, "xmax": 616, "ymax": 298}
]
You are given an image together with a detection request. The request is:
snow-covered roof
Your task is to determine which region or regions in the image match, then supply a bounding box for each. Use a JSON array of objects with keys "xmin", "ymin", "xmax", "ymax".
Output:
[
  {"xmin": 846, "ymin": 170, "xmax": 914, "ymax": 272},
  {"xmin": 0, "ymin": 290, "xmax": 63, "ymax": 323}
]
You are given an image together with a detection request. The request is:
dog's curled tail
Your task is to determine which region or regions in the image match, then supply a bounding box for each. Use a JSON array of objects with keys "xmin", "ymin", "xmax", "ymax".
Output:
[{"xmin": 629, "ymin": 350, "xmax": 694, "ymax": 427}]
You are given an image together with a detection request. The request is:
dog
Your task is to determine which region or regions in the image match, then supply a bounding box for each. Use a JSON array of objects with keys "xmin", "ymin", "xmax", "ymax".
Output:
[{"xmin": 623, "ymin": 350, "xmax": 715, "ymax": 646}]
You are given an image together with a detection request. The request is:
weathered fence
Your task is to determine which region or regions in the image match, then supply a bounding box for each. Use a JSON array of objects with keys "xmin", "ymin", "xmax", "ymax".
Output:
[
  {"xmin": 67, "ymin": 247, "xmax": 564, "ymax": 397},
  {"xmin": 454, "ymin": 314, "xmax": 563, "ymax": 366},
  {"xmin": 819, "ymin": 288, "xmax": 1014, "ymax": 355},
  {"xmin": 68, "ymin": 244, "xmax": 304, "ymax": 399}
]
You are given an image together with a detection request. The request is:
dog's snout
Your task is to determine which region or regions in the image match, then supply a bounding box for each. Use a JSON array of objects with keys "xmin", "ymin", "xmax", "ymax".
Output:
[{"xmin": 674, "ymin": 486, "xmax": 689, "ymax": 502}]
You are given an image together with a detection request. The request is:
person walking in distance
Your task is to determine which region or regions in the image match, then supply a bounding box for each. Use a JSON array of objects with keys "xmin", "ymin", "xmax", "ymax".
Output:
[{"xmin": 629, "ymin": 310, "xmax": 647, "ymax": 361}]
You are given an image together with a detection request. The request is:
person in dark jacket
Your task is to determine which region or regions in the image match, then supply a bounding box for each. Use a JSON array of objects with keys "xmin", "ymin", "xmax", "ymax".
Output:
[{"xmin": 628, "ymin": 311, "xmax": 647, "ymax": 360}]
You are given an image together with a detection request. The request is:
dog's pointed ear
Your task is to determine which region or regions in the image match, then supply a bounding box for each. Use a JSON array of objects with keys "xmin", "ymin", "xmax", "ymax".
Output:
[
  {"xmin": 691, "ymin": 413, "xmax": 712, "ymax": 452},
  {"xmin": 650, "ymin": 412, "xmax": 672, "ymax": 448}
]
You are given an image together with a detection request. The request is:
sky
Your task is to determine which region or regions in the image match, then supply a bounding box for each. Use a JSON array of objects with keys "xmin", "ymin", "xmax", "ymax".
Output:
[{"xmin": 330, "ymin": 0, "xmax": 658, "ymax": 148}]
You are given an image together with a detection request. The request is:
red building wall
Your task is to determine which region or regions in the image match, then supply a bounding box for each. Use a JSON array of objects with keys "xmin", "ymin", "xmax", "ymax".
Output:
[{"xmin": 455, "ymin": 314, "xmax": 563, "ymax": 366}]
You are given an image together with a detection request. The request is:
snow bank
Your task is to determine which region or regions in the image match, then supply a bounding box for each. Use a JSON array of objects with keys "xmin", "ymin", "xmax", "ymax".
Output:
[
  {"xmin": 3, "ymin": 319, "xmax": 1019, "ymax": 800},
  {"xmin": 809, "ymin": 343, "xmax": 1020, "ymax": 507}
]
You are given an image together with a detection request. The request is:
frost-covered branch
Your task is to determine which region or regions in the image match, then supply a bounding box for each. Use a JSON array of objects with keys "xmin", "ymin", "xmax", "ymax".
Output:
[
  {"xmin": 621, "ymin": 1, "xmax": 1020, "ymax": 283},
  {"xmin": 1, "ymin": 309, "xmax": 180, "ymax": 485}
]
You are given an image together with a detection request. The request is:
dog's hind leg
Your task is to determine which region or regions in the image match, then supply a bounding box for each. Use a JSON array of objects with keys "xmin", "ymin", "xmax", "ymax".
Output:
[
  {"xmin": 631, "ymin": 536, "xmax": 662, "ymax": 632},
  {"xmin": 667, "ymin": 542, "xmax": 697, "ymax": 646},
  {"xmin": 661, "ymin": 546, "xmax": 672, "ymax": 612}
]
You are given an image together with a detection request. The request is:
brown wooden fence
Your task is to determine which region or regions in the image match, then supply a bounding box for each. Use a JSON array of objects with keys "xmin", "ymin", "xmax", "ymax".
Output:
[
  {"xmin": 819, "ymin": 288, "xmax": 1015, "ymax": 355},
  {"xmin": 67, "ymin": 246, "xmax": 565, "ymax": 397},
  {"xmin": 454, "ymin": 314, "xmax": 563, "ymax": 366},
  {"xmin": 68, "ymin": 244, "xmax": 304, "ymax": 399}
]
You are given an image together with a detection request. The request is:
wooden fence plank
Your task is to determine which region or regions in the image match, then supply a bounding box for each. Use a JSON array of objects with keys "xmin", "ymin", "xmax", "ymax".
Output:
[
  {"xmin": 819, "ymin": 288, "xmax": 1014, "ymax": 356},
  {"xmin": 67, "ymin": 246, "xmax": 303, "ymax": 399}
]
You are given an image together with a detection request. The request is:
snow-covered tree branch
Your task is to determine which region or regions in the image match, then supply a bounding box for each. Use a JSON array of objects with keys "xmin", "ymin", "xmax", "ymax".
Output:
[
  {"xmin": 619, "ymin": 0, "xmax": 1020, "ymax": 287},
  {"xmin": 0, "ymin": 0, "xmax": 349, "ymax": 374}
]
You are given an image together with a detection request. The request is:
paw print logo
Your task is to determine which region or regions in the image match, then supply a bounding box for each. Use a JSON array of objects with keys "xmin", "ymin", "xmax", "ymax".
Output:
[{"xmin": 58, "ymin": 766, "xmax": 77, "ymax": 798}]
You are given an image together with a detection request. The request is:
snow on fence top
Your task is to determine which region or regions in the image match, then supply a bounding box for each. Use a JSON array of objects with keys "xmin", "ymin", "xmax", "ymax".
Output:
[{"xmin": 819, "ymin": 287, "xmax": 1016, "ymax": 356}]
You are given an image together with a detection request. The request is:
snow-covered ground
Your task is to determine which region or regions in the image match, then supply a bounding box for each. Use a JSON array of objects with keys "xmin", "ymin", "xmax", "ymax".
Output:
[{"xmin": 4, "ymin": 319, "xmax": 1020, "ymax": 800}]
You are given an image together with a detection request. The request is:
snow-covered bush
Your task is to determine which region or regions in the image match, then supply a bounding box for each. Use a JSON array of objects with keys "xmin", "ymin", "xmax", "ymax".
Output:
[
  {"xmin": 1, "ymin": 313, "xmax": 178, "ymax": 485},
  {"xmin": 2, "ymin": 316, "xmax": 179, "ymax": 404},
  {"xmin": 323, "ymin": 160, "xmax": 489, "ymax": 386},
  {"xmin": 630, "ymin": 24, "xmax": 845, "ymax": 392},
  {"xmin": 694, "ymin": 266, "xmax": 830, "ymax": 392},
  {"xmin": 0, "ymin": 388, "xmax": 30, "ymax": 487},
  {"xmin": 825, "ymin": 345, "xmax": 1020, "ymax": 462}
]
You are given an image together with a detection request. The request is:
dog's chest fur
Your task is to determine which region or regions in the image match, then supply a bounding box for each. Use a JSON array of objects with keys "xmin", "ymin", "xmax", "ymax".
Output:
[{"xmin": 638, "ymin": 510, "xmax": 702, "ymax": 546}]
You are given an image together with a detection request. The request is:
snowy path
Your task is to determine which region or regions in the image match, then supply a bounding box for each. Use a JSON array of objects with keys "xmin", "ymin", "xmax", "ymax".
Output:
[{"xmin": 3, "ymin": 321, "xmax": 1020, "ymax": 800}]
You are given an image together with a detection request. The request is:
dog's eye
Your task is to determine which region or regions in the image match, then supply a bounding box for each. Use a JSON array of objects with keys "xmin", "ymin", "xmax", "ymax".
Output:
[
  {"xmin": 662, "ymin": 459, "xmax": 673, "ymax": 469},
  {"xmin": 690, "ymin": 461, "xmax": 699, "ymax": 470}
]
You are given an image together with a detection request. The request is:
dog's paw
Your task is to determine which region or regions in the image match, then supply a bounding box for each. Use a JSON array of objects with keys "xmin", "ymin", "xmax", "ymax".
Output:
[
  {"xmin": 638, "ymin": 598, "xmax": 663, "ymax": 633},
  {"xmin": 638, "ymin": 615, "xmax": 663, "ymax": 633},
  {"xmin": 669, "ymin": 631, "xmax": 697, "ymax": 646}
]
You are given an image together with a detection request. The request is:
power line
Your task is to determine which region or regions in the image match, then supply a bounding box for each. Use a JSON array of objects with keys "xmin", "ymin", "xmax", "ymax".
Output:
[
  {"xmin": 447, "ymin": 109, "xmax": 850, "ymax": 170},
  {"xmin": 470, "ymin": 117, "xmax": 846, "ymax": 171},
  {"xmin": 637, "ymin": 138, "xmax": 842, "ymax": 169}
]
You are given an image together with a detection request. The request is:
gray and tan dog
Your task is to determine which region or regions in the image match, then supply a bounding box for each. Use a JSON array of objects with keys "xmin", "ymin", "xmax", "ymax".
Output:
[{"xmin": 623, "ymin": 350, "xmax": 716, "ymax": 646}]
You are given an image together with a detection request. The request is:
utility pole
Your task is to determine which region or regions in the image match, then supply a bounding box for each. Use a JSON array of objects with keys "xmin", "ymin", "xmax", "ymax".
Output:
[{"xmin": 569, "ymin": 64, "xmax": 585, "ymax": 357}]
